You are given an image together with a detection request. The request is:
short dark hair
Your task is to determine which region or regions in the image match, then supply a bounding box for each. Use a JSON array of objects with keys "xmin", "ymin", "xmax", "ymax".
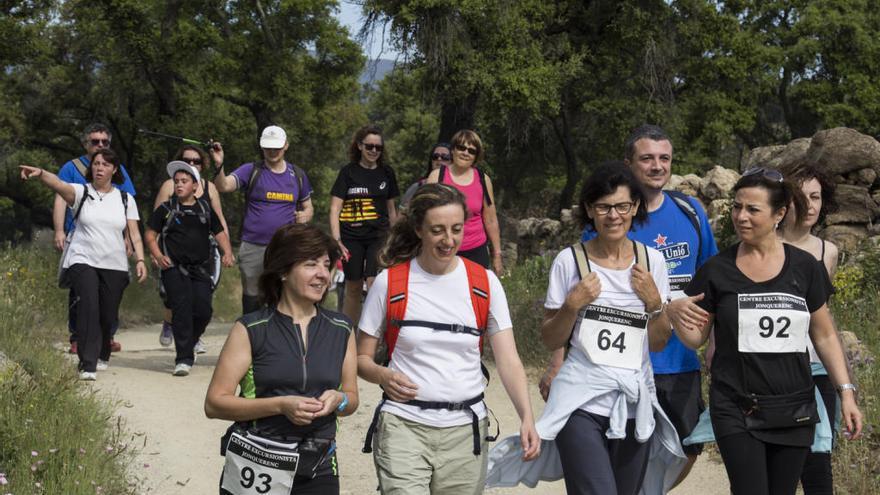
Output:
[
  {"xmin": 425, "ymin": 142, "xmax": 452, "ymax": 178},
  {"xmin": 733, "ymin": 170, "xmax": 807, "ymax": 227},
  {"xmin": 86, "ymin": 149, "xmax": 125, "ymax": 185},
  {"xmin": 174, "ymin": 144, "xmax": 210, "ymax": 174},
  {"xmin": 258, "ymin": 224, "xmax": 341, "ymax": 308},
  {"xmin": 348, "ymin": 125, "xmax": 386, "ymax": 167},
  {"xmin": 624, "ymin": 124, "xmax": 671, "ymax": 162},
  {"xmin": 579, "ymin": 161, "xmax": 649, "ymax": 231},
  {"xmin": 780, "ymin": 161, "xmax": 838, "ymax": 225},
  {"xmin": 81, "ymin": 123, "xmax": 112, "ymax": 143}
]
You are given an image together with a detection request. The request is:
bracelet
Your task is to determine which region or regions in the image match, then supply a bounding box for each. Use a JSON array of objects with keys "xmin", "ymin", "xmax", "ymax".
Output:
[
  {"xmin": 837, "ymin": 383, "xmax": 857, "ymax": 394},
  {"xmin": 136, "ymin": 259, "xmax": 145, "ymax": 264},
  {"xmin": 336, "ymin": 392, "xmax": 349, "ymax": 413},
  {"xmin": 647, "ymin": 301, "xmax": 666, "ymax": 320}
]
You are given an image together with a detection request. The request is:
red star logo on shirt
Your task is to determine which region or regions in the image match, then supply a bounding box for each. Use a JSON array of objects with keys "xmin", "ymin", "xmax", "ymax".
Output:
[{"xmin": 654, "ymin": 233, "xmax": 668, "ymax": 247}]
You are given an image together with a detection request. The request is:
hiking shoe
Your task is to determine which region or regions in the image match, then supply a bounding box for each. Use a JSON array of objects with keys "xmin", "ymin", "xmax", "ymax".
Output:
[
  {"xmin": 110, "ymin": 340, "xmax": 122, "ymax": 352},
  {"xmin": 96, "ymin": 360, "xmax": 109, "ymax": 371},
  {"xmin": 173, "ymin": 363, "xmax": 191, "ymax": 376},
  {"xmin": 194, "ymin": 339, "xmax": 207, "ymax": 354},
  {"xmin": 79, "ymin": 371, "xmax": 97, "ymax": 381},
  {"xmin": 160, "ymin": 321, "xmax": 173, "ymax": 347},
  {"xmin": 68, "ymin": 341, "xmax": 78, "ymax": 354}
]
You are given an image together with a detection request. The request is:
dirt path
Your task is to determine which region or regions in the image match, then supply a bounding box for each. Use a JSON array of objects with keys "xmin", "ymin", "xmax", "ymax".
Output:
[{"xmin": 91, "ymin": 323, "xmax": 728, "ymax": 494}]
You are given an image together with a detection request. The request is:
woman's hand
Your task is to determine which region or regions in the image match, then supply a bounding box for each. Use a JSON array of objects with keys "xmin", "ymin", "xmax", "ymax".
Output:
[
  {"xmin": 520, "ymin": 419, "xmax": 541, "ymax": 461},
  {"xmin": 221, "ymin": 252, "xmax": 235, "ymax": 268},
  {"xmin": 279, "ymin": 396, "xmax": 324, "ymax": 425},
  {"xmin": 337, "ymin": 240, "xmax": 351, "ymax": 262},
  {"xmin": 380, "ymin": 368, "xmax": 418, "ymax": 402},
  {"xmin": 563, "ymin": 272, "xmax": 601, "ymax": 310},
  {"xmin": 19, "ymin": 165, "xmax": 43, "ymax": 180},
  {"xmin": 315, "ymin": 390, "xmax": 345, "ymax": 417},
  {"xmin": 492, "ymin": 253, "xmax": 503, "ymax": 275},
  {"xmin": 840, "ymin": 392, "xmax": 863, "ymax": 440},
  {"xmin": 209, "ymin": 141, "xmax": 224, "ymax": 169},
  {"xmin": 631, "ymin": 264, "xmax": 661, "ymax": 310},
  {"xmin": 666, "ymin": 294, "xmax": 708, "ymax": 334},
  {"xmin": 135, "ymin": 260, "xmax": 148, "ymax": 283}
]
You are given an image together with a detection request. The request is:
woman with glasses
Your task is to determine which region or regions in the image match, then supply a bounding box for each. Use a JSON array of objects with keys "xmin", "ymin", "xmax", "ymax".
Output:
[
  {"xmin": 153, "ymin": 144, "xmax": 231, "ymax": 351},
  {"xmin": 425, "ymin": 130, "xmax": 503, "ymax": 273},
  {"xmin": 667, "ymin": 167, "xmax": 862, "ymax": 495},
  {"xmin": 400, "ymin": 142, "xmax": 452, "ymax": 209},
  {"xmin": 489, "ymin": 163, "xmax": 683, "ymax": 494},
  {"xmin": 330, "ymin": 125, "xmax": 400, "ymax": 323}
]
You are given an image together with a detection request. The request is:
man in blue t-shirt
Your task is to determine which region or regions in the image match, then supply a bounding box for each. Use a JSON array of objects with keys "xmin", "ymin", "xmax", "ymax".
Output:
[
  {"xmin": 53, "ymin": 123, "xmax": 137, "ymax": 354},
  {"xmin": 540, "ymin": 124, "xmax": 718, "ymax": 486}
]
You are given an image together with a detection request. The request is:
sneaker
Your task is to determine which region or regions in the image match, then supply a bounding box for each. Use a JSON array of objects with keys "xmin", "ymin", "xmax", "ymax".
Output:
[
  {"xmin": 160, "ymin": 321, "xmax": 173, "ymax": 347},
  {"xmin": 96, "ymin": 360, "xmax": 109, "ymax": 371},
  {"xmin": 173, "ymin": 363, "xmax": 191, "ymax": 376},
  {"xmin": 68, "ymin": 341, "xmax": 78, "ymax": 354},
  {"xmin": 110, "ymin": 340, "xmax": 122, "ymax": 352},
  {"xmin": 79, "ymin": 371, "xmax": 97, "ymax": 381},
  {"xmin": 194, "ymin": 339, "xmax": 207, "ymax": 354}
]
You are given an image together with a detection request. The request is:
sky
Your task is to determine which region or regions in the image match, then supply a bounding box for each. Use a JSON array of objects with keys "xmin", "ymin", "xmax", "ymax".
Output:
[{"xmin": 335, "ymin": 0, "xmax": 399, "ymax": 60}]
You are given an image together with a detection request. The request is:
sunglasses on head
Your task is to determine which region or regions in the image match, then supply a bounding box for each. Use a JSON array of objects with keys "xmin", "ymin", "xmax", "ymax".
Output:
[
  {"xmin": 362, "ymin": 143, "xmax": 383, "ymax": 152},
  {"xmin": 182, "ymin": 157, "xmax": 203, "ymax": 166},
  {"xmin": 743, "ymin": 167, "xmax": 783, "ymax": 182},
  {"xmin": 90, "ymin": 139, "xmax": 110, "ymax": 146},
  {"xmin": 431, "ymin": 152, "xmax": 452, "ymax": 161},
  {"xmin": 454, "ymin": 144, "xmax": 478, "ymax": 155}
]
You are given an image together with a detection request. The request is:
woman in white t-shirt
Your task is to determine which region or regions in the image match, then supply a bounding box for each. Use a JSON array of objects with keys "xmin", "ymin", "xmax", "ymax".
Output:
[
  {"xmin": 21, "ymin": 149, "xmax": 147, "ymax": 381},
  {"xmin": 356, "ymin": 183, "xmax": 539, "ymax": 494}
]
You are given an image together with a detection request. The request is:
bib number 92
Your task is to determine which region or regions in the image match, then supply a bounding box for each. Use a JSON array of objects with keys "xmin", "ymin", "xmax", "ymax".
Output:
[
  {"xmin": 240, "ymin": 467, "xmax": 272, "ymax": 494},
  {"xmin": 758, "ymin": 316, "xmax": 790, "ymax": 338},
  {"xmin": 597, "ymin": 329, "xmax": 626, "ymax": 353}
]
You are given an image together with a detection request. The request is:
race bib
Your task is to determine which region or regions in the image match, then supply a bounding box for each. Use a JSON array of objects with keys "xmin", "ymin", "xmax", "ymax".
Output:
[
  {"xmin": 668, "ymin": 274, "xmax": 692, "ymax": 300},
  {"xmin": 221, "ymin": 431, "xmax": 299, "ymax": 495},
  {"xmin": 577, "ymin": 305, "xmax": 648, "ymax": 370},
  {"xmin": 737, "ymin": 293, "xmax": 810, "ymax": 353}
]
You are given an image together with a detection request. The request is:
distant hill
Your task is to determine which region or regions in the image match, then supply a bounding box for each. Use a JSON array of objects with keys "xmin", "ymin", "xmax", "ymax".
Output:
[{"xmin": 359, "ymin": 58, "xmax": 395, "ymax": 86}]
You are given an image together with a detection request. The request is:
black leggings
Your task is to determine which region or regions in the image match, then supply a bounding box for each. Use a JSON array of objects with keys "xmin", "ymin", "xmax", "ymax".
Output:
[
  {"xmin": 717, "ymin": 432, "xmax": 809, "ymax": 495},
  {"xmin": 800, "ymin": 374, "xmax": 837, "ymax": 494},
  {"xmin": 69, "ymin": 264, "xmax": 129, "ymax": 372},
  {"xmin": 162, "ymin": 267, "xmax": 213, "ymax": 366},
  {"xmin": 458, "ymin": 242, "xmax": 491, "ymax": 269},
  {"xmin": 555, "ymin": 410, "xmax": 651, "ymax": 495}
]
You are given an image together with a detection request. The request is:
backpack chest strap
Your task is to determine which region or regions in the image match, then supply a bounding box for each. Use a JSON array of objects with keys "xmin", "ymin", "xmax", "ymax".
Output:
[{"xmin": 389, "ymin": 319, "xmax": 483, "ymax": 337}]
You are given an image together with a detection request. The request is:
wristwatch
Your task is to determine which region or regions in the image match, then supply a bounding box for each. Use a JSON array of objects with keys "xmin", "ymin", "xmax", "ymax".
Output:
[
  {"xmin": 837, "ymin": 383, "xmax": 857, "ymax": 394},
  {"xmin": 647, "ymin": 302, "xmax": 667, "ymax": 320}
]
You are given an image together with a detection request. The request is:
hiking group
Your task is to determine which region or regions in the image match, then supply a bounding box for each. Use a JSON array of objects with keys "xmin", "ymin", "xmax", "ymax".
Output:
[{"xmin": 19, "ymin": 122, "xmax": 862, "ymax": 495}]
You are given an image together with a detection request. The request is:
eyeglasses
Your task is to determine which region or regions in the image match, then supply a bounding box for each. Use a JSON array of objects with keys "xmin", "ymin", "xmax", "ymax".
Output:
[
  {"xmin": 362, "ymin": 143, "xmax": 383, "ymax": 152},
  {"xmin": 454, "ymin": 144, "xmax": 478, "ymax": 155},
  {"xmin": 743, "ymin": 167, "xmax": 783, "ymax": 182},
  {"xmin": 431, "ymin": 153, "xmax": 452, "ymax": 161},
  {"xmin": 592, "ymin": 202, "xmax": 635, "ymax": 215},
  {"xmin": 182, "ymin": 157, "xmax": 203, "ymax": 166},
  {"xmin": 89, "ymin": 139, "xmax": 110, "ymax": 146}
]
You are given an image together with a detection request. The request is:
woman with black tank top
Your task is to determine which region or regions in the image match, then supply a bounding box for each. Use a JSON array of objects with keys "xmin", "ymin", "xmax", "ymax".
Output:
[
  {"xmin": 206, "ymin": 224, "xmax": 359, "ymax": 495},
  {"xmin": 153, "ymin": 144, "xmax": 231, "ymax": 351},
  {"xmin": 668, "ymin": 167, "xmax": 861, "ymax": 495}
]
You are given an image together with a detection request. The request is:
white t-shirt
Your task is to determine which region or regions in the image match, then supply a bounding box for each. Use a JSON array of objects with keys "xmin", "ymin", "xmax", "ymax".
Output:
[
  {"xmin": 359, "ymin": 257, "xmax": 512, "ymax": 428},
  {"xmin": 63, "ymin": 184, "xmax": 139, "ymax": 272},
  {"xmin": 544, "ymin": 245, "xmax": 670, "ymax": 418}
]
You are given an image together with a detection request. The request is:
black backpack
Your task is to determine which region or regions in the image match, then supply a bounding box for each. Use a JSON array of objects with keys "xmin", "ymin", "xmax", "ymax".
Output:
[{"xmin": 438, "ymin": 165, "xmax": 493, "ymax": 206}]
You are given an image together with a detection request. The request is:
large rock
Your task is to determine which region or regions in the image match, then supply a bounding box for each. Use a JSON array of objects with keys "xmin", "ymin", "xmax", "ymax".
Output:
[
  {"xmin": 700, "ymin": 166, "xmax": 740, "ymax": 200},
  {"xmin": 707, "ymin": 199, "xmax": 732, "ymax": 219},
  {"xmin": 820, "ymin": 224, "xmax": 868, "ymax": 252},
  {"xmin": 824, "ymin": 185, "xmax": 880, "ymax": 224},
  {"xmin": 516, "ymin": 217, "xmax": 561, "ymax": 239},
  {"xmin": 840, "ymin": 330, "xmax": 873, "ymax": 368},
  {"xmin": 741, "ymin": 138, "xmax": 811, "ymax": 172},
  {"xmin": 806, "ymin": 127, "xmax": 880, "ymax": 176},
  {"xmin": 675, "ymin": 174, "xmax": 702, "ymax": 198}
]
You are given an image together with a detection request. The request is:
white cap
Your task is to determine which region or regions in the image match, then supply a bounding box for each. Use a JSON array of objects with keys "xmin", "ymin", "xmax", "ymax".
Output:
[
  {"xmin": 166, "ymin": 160, "xmax": 201, "ymax": 184},
  {"xmin": 260, "ymin": 125, "xmax": 287, "ymax": 149}
]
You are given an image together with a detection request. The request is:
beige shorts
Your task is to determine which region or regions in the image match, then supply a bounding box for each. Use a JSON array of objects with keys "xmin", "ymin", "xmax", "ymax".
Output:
[
  {"xmin": 238, "ymin": 241, "xmax": 266, "ymax": 297},
  {"xmin": 372, "ymin": 411, "xmax": 489, "ymax": 495}
]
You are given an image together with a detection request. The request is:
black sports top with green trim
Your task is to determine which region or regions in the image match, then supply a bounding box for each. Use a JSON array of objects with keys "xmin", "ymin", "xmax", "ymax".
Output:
[{"xmin": 238, "ymin": 306, "xmax": 352, "ymax": 441}]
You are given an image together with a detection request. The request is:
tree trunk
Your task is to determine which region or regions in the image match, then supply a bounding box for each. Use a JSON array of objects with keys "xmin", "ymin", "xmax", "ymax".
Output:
[
  {"xmin": 438, "ymin": 92, "xmax": 478, "ymax": 142},
  {"xmin": 550, "ymin": 105, "xmax": 578, "ymax": 217}
]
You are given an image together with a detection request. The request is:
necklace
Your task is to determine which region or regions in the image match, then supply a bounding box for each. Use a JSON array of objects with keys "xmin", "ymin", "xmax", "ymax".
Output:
[{"xmin": 93, "ymin": 187, "xmax": 111, "ymax": 201}]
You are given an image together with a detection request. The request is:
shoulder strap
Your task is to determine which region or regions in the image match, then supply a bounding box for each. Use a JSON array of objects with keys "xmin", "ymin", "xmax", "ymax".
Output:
[
  {"xmin": 461, "ymin": 257, "xmax": 491, "ymax": 355},
  {"xmin": 244, "ymin": 161, "xmax": 263, "ymax": 200},
  {"xmin": 71, "ymin": 157, "xmax": 88, "ymax": 179},
  {"xmin": 438, "ymin": 164, "xmax": 447, "ymax": 182},
  {"xmin": 475, "ymin": 167, "xmax": 492, "ymax": 206},
  {"xmin": 633, "ymin": 240, "xmax": 650, "ymax": 272},
  {"xmin": 820, "ymin": 239, "xmax": 826, "ymax": 260},
  {"xmin": 289, "ymin": 162, "xmax": 306, "ymax": 212},
  {"xmin": 71, "ymin": 184, "xmax": 92, "ymax": 225},
  {"xmin": 384, "ymin": 261, "xmax": 411, "ymax": 361},
  {"xmin": 665, "ymin": 190, "xmax": 703, "ymax": 259},
  {"xmin": 570, "ymin": 242, "xmax": 591, "ymax": 280}
]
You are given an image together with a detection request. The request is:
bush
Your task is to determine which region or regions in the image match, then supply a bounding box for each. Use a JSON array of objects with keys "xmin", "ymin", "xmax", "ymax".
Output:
[{"xmin": 500, "ymin": 253, "xmax": 555, "ymax": 367}]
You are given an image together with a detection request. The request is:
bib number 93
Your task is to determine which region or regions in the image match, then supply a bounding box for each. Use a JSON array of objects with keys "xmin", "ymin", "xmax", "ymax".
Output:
[{"xmin": 240, "ymin": 467, "xmax": 272, "ymax": 494}]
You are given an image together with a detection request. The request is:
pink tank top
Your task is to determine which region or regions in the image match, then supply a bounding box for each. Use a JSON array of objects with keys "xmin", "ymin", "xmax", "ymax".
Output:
[{"xmin": 441, "ymin": 167, "xmax": 487, "ymax": 251}]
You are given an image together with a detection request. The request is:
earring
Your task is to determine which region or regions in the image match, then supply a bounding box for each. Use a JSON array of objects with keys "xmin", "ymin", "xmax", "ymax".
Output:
[
  {"xmin": 774, "ymin": 222, "xmax": 779, "ymax": 230},
  {"xmin": 281, "ymin": 276, "xmax": 287, "ymax": 281}
]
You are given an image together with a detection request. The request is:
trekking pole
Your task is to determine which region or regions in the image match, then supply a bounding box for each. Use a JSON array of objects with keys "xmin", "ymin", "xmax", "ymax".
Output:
[{"xmin": 137, "ymin": 128, "xmax": 210, "ymax": 147}]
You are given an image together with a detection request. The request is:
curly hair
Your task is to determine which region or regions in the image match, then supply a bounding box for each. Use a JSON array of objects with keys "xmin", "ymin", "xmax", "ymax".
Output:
[
  {"xmin": 779, "ymin": 161, "xmax": 838, "ymax": 225},
  {"xmin": 348, "ymin": 125, "xmax": 386, "ymax": 167},
  {"xmin": 174, "ymin": 144, "xmax": 210, "ymax": 173}
]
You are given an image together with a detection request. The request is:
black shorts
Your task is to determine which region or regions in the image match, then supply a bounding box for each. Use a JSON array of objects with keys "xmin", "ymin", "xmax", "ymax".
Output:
[
  {"xmin": 458, "ymin": 242, "xmax": 491, "ymax": 269},
  {"xmin": 341, "ymin": 237, "xmax": 383, "ymax": 281},
  {"xmin": 654, "ymin": 370, "xmax": 705, "ymax": 456}
]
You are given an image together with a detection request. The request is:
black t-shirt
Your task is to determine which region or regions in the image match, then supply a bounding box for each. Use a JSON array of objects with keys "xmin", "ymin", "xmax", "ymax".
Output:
[
  {"xmin": 686, "ymin": 243, "xmax": 832, "ymax": 446},
  {"xmin": 330, "ymin": 163, "xmax": 399, "ymax": 240},
  {"xmin": 238, "ymin": 307, "xmax": 352, "ymax": 440},
  {"xmin": 147, "ymin": 198, "xmax": 223, "ymax": 266}
]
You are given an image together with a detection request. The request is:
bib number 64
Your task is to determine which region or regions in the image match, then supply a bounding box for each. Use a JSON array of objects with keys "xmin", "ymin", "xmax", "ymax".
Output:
[{"xmin": 597, "ymin": 328, "xmax": 626, "ymax": 353}]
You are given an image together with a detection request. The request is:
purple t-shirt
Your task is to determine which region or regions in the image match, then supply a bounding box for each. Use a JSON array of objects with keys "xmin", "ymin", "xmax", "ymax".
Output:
[{"xmin": 231, "ymin": 161, "xmax": 313, "ymax": 245}]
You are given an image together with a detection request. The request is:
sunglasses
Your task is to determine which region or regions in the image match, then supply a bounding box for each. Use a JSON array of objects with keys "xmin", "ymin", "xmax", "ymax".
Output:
[
  {"xmin": 182, "ymin": 157, "xmax": 204, "ymax": 166},
  {"xmin": 362, "ymin": 143, "xmax": 384, "ymax": 152},
  {"xmin": 592, "ymin": 202, "xmax": 635, "ymax": 216},
  {"xmin": 454, "ymin": 144, "xmax": 478, "ymax": 155},
  {"xmin": 743, "ymin": 167, "xmax": 783, "ymax": 182},
  {"xmin": 89, "ymin": 139, "xmax": 110, "ymax": 146},
  {"xmin": 431, "ymin": 153, "xmax": 452, "ymax": 161}
]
